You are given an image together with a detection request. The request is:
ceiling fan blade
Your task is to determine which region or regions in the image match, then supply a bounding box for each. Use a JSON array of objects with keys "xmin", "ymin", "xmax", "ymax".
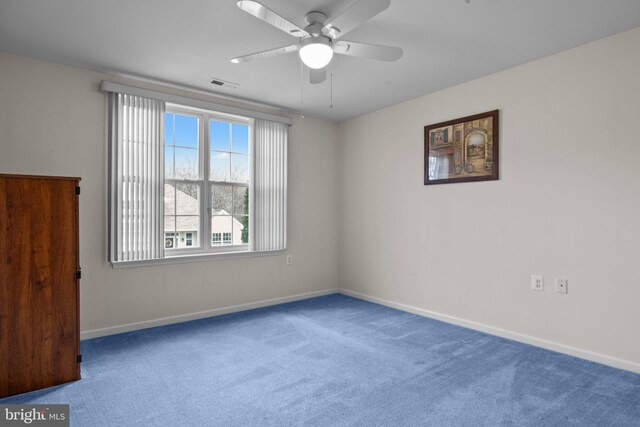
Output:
[
  {"xmin": 237, "ymin": 1, "xmax": 308, "ymax": 37},
  {"xmin": 231, "ymin": 44, "xmax": 299, "ymax": 64},
  {"xmin": 333, "ymin": 40, "xmax": 402, "ymax": 62},
  {"xmin": 322, "ymin": 0, "xmax": 390, "ymax": 39},
  {"xmin": 309, "ymin": 67, "xmax": 327, "ymax": 84}
]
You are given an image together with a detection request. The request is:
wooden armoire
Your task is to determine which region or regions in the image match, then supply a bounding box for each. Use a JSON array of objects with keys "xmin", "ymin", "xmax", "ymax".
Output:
[{"xmin": 0, "ymin": 174, "xmax": 81, "ymax": 398}]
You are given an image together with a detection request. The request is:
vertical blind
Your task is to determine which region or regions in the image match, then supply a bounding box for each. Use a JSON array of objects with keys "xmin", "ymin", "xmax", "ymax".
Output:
[
  {"xmin": 108, "ymin": 93, "xmax": 165, "ymax": 262},
  {"xmin": 254, "ymin": 120, "xmax": 288, "ymax": 252}
]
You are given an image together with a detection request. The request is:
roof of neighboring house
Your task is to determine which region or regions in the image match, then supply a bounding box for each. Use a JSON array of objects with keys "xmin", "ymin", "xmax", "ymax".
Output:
[{"xmin": 164, "ymin": 184, "xmax": 244, "ymax": 232}]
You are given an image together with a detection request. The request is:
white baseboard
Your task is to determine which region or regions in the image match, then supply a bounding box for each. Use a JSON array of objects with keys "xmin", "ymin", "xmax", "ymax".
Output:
[
  {"xmin": 80, "ymin": 288, "xmax": 338, "ymax": 340},
  {"xmin": 339, "ymin": 289, "xmax": 640, "ymax": 375}
]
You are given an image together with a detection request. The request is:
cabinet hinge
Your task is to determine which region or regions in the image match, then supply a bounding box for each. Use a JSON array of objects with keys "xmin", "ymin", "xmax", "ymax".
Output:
[
  {"xmin": 76, "ymin": 269, "xmax": 82, "ymax": 280},
  {"xmin": 76, "ymin": 186, "xmax": 81, "ymax": 195},
  {"xmin": 77, "ymin": 354, "xmax": 82, "ymax": 363}
]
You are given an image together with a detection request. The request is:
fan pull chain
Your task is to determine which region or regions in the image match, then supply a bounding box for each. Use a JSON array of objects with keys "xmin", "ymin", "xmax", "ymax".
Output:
[
  {"xmin": 329, "ymin": 62, "xmax": 334, "ymax": 109},
  {"xmin": 299, "ymin": 59, "xmax": 305, "ymax": 120}
]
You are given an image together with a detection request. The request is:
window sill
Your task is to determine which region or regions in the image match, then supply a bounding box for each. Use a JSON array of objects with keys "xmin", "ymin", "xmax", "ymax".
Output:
[{"xmin": 110, "ymin": 249, "xmax": 285, "ymax": 269}]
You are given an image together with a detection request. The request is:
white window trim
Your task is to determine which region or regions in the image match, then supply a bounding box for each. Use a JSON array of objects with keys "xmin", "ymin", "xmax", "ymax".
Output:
[{"xmin": 111, "ymin": 249, "xmax": 285, "ymax": 269}]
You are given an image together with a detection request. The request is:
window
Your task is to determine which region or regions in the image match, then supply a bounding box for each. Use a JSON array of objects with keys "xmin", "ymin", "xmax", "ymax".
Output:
[
  {"xmin": 223, "ymin": 232, "xmax": 232, "ymax": 245},
  {"xmin": 163, "ymin": 107, "xmax": 251, "ymax": 255},
  {"xmin": 212, "ymin": 233, "xmax": 221, "ymax": 246},
  {"xmin": 164, "ymin": 111, "xmax": 202, "ymax": 253},
  {"xmin": 106, "ymin": 87, "xmax": 289, "ymax": 266},
  {"xmin": 209, "ymin": 119, "xmax": 250, "ymax": 249}
]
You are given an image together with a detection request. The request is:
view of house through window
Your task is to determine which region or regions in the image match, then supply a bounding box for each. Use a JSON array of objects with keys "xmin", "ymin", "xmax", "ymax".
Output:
[
  {"xmin": 210, "ymin": 119, "xmax": 249, "ymax": 247},
  {"xmin": 164, "ymin": 109, "xmax": 250, "ymax": 253}
]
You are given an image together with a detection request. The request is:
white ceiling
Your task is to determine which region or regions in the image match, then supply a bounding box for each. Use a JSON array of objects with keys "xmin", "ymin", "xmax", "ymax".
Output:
[{"xmin": 1, "ymin": 0, "xmax": 639, "ymax": 122}]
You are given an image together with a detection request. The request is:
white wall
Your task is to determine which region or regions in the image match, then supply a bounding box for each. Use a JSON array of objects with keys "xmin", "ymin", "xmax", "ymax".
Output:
[
  {"xmin": 338, "ymin": 27, "xmax": 640, "ymax": 369},
  {"xmin": 0, "ymin": 52, "xmax": 339, "ymax": 335}
]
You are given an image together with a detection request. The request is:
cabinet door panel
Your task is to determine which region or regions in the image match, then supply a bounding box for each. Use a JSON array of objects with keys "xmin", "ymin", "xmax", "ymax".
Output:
[{"xmin": 0, "ymin": 176, "xmax": 80, "ymax": 398}]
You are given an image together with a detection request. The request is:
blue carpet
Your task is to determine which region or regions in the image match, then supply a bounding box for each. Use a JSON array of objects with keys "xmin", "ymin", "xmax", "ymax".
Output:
[{"xmin": 2, "ymin": 294, "xmax": 639, "ymax": 426}]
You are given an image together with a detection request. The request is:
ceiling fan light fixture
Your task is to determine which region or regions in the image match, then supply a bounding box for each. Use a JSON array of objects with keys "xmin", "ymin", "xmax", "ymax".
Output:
[{"xmin": 299, "ymin": 37, "xmax": 333, "ymax": 69}]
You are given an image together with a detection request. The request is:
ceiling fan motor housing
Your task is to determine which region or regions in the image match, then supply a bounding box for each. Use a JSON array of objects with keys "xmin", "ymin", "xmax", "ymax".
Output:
[
  {"xmin": 300, "ymin": 36, "xmax": 332, "ymax": 49},
  {"xmin": 304, "ymin": 11, "xmax": 328, "ymax": 36}
]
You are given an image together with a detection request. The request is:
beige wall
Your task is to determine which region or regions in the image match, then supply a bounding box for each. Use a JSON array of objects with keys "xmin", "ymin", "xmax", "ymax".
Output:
[
  {"xmin": 338, "ymin": 27, "xmax": 640, "ymax": 368},
  {"xmin": 0, "ymin": 52, "xmax": 339, "ymax": 335},
  {"xmin": 2, "ymin": 26, "xmax": 640, "ymax": 371}
]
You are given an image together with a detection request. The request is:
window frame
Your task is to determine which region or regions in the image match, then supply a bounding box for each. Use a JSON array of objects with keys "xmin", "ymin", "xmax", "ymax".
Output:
[{"xmin": 164, "ymin": 103, "xmax": 254, "ymax": 258}]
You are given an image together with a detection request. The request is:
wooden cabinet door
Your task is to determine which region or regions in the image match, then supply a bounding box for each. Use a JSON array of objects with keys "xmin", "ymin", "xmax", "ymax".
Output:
[{"xmin": 0, "ymin": 175, "xmax": 80, "ymax": 398}]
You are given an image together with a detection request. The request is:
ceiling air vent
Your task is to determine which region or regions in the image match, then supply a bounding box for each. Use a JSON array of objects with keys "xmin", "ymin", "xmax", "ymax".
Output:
[{"xmin": 209, "ymin": 78, "xmax": 239, "ymax": 89}]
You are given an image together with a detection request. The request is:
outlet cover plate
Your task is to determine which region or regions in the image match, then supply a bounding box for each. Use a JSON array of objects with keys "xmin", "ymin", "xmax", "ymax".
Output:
[{"xmin": 532, "ymin": 274, "xmax": 544, "ymax": 291}]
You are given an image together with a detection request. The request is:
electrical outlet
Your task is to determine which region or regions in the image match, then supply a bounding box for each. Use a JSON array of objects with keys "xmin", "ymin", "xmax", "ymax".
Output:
[
  {"xmin": 531, "ymin": 274, "xmax": 544, "ymax": 291},
  {"xmin": 556, "ymin": 278, "xmax": 568, "ymax": 294},
  {"xmin": 286, "ymin": 255, "xmax": 293, "ymax": 265}
]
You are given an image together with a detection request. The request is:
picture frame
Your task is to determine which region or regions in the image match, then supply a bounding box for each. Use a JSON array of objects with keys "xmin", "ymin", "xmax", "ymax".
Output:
[{"xmin": 424, "ymin": 110, "xmax": 499, "ymax": 185}]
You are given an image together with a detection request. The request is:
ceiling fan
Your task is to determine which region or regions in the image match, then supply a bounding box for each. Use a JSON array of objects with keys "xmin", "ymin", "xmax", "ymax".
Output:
[{"xmin": 231, "ymin": 0, "xmax": 403, "ymax": 84}]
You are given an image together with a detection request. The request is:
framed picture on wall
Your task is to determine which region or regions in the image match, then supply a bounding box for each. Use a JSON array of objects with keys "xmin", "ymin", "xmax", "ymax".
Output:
[{"xmin": 424, "ymin": 110, "xmax": 499, "ymax": 185}]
